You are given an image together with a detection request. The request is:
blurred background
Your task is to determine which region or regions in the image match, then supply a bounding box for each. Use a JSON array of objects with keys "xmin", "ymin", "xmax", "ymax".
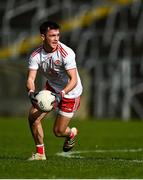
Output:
[{"xmin": 0, "ymin": 0, "xmax": 143, "ymax": 120}]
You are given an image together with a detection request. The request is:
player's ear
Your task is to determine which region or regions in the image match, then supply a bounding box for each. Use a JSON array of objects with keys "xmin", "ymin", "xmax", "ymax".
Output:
[{"xmin": 41, "ymin": 34, "xmax": 45, "ymax": 41}]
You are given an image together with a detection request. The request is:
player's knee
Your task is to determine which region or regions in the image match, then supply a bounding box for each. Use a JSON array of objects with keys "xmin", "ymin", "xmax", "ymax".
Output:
[
  {"xmin": 53, "ymin": 128, "xmax": 65, "ymax": 137},
  {"xmin": 29, "ymin": 117, "xmax": 39, "ymax": 127},
  {"xmin": 28, "ymin": 112, "xmax": 40, "ymax": 127},
  {"xmin": 28, "ymin": 107, "xmax": 40, "ymax": 125}
]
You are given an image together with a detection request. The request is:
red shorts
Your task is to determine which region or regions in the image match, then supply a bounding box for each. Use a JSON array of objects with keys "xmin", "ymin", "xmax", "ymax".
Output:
[{"xmin": 45, "ymin": 81, "xmax": 80, "ymax": 116}]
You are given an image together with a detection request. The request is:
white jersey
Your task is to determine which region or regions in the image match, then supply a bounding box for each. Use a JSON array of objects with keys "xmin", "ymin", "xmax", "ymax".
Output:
[{"xmin": 28, "ymin": 42, "xmax": 83, "ymax": 99}]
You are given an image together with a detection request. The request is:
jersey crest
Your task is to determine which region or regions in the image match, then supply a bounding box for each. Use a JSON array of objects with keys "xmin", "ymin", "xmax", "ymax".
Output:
[{"xmin": 54, "ymin": 59, "xmax": 62, "ymax": 66}]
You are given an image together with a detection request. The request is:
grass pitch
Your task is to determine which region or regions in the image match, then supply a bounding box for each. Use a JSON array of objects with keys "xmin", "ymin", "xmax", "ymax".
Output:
[{"xmin": 0, "ymin": 116, "xmax": 143, "ymax": 178}]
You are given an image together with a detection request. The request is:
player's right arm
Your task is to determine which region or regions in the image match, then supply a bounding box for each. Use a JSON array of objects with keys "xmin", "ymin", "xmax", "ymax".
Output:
[
  {"xmin": 27, "ymin": 48, "xmax": 40, "ymax": 92},
  {"xmin": 26, "ymin": 69, "xmax": 37, "ymax": 93},
  {"xmin": 27, "ymin": 49, "xmax": 40, "ymax": 105},
  {"xmin": 26, "ymin": 69, "xmax": 38, "ymax": 106}
]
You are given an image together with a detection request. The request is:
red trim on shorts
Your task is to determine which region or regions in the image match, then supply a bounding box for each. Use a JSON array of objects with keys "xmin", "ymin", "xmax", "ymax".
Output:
[
  {"xmin": 45, "ymin": 81, "xmax": 80, "ymax": 113},
  {"xmin": 59, "ymin": 96, "xmax": 80, "ymax": 113}
]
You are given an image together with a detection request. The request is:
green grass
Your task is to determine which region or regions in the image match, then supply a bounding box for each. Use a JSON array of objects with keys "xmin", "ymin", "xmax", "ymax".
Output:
[{"xmin": 0, "ymin": 116, "xmax": 143, "ymax": 178}]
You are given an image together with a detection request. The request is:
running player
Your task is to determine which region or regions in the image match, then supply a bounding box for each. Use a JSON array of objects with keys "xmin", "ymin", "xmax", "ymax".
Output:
[{"xmin": 26, "ymin": 21, "xmax": 83, "ymax": 160}]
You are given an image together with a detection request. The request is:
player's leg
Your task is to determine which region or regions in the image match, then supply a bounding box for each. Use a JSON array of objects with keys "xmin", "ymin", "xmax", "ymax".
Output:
[
  {"xmin": 53, "ymin": 96, "xmax": 80, "ymax": 152},
  {"xmin": 53, "ymin": 114, "xmax": 78, "ymax": 152},
  {"xmin": 53, "ymin": 114, "xmax": 71, "ymax": 137},
  {"xmin": 28, "ymin": 106, "xmax": 48, "ymax": 160}
]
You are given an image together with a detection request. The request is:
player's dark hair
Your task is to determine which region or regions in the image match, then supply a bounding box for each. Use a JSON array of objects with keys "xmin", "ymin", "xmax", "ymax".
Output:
[{"xmin": 39, "ymin": 21, "xmax": 60, "ymax": 34}]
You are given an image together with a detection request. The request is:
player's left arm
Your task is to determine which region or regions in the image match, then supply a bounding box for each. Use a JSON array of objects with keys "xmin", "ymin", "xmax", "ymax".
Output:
[
  {"xmin": 63, "ymin": 68, "xmax": 77, "ymax": 94},
  {"xmin": 52, "ymin": 68, "xmax": 77, "ymax": 104}
]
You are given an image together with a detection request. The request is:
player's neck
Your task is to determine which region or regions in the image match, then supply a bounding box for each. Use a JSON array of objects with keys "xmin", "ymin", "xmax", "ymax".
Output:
[{"xmin": 43, "ymin": 44, "xmax": 57, "ymax": 53}]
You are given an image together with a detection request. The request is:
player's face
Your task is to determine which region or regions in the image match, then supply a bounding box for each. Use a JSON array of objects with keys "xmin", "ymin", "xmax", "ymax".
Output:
[{"xmin": 43, "ymin": 28, "xmax": 60, "ymax": 51}]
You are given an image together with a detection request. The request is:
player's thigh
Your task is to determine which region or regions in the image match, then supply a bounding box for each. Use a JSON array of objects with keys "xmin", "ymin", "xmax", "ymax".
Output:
[
  {"xmin": 53, "ymin": 114, "xmax": 71, "ymax": 133},
  {"xmin": 28, "ymin": 106, "xmax": 48, "ymax": 124}
]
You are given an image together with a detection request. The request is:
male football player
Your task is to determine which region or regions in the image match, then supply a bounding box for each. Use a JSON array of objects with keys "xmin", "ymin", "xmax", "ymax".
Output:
[{"xmin": 26, "ymin": 20, "xmax": 83, "ymax": 160}]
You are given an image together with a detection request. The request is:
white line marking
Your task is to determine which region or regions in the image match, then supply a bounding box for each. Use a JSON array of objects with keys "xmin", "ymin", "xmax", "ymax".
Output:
[{"xmin": 56, "ymin": 148, "xmax": 143, "ymax": 163}]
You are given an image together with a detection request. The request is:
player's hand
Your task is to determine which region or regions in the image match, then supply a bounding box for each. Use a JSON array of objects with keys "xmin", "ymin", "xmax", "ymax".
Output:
[
  {"xmin": 51, "ymin": 93, "xmax": 62, "ymax": 104},
  {"xmin": 54, "ymin": 93, "xmax": 62, "ymax": 104},
  {"xmin": 52, "ymin": 90, "xmax": 65, "ymax": 104},
  {"xmin": 28, "ymin": 91, "xmax": 38, "ymax": 107}
]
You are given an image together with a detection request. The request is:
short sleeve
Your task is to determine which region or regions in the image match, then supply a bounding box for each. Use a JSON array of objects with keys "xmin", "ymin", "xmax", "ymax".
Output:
[
  {"xmin": 28, "ymin": 55, "xmax": 39, "ymax": 70},
  {"xmin": 64, "ymin": 49, "xmax": 77, "ymax": 70}
]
